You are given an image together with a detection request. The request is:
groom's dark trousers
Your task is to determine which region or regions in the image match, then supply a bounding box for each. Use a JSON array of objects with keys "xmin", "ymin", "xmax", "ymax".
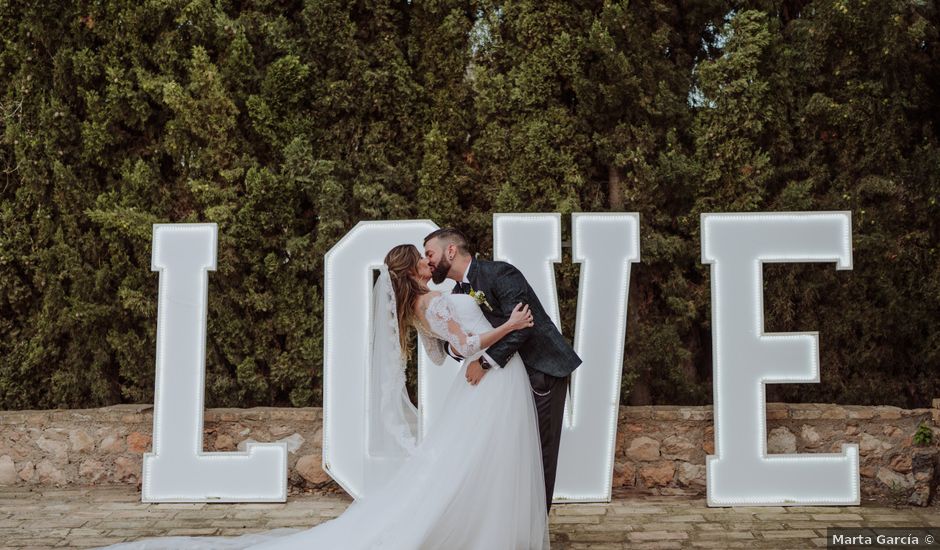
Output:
[{"xmin": 453, "ymin": 258, "xmax": 582, "ymax": 513}]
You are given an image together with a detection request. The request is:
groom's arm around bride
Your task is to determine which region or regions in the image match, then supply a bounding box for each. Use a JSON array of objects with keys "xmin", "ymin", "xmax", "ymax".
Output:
[
  {"xmin": 472, "ymin": 260, "xmax": 546, "ymax": 368},
  {"xmin": 469, "ymin": 258, "xmax": 582, "ymax": 381}
]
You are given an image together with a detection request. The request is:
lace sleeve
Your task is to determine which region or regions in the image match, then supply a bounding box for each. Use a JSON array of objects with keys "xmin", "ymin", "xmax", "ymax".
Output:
[
  {"xmin": 424, "ymin": 295, "xmax": 481, "ymax": 359},
  {"xmin": 418, "ymin": 328, "xmax": 448, "ymax": 365}
]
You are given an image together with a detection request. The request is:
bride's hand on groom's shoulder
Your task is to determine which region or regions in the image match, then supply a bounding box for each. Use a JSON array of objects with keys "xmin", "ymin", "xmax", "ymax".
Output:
[{"xmin": 507, "ymin": 303, "xmax": 534, "ymax": 331}]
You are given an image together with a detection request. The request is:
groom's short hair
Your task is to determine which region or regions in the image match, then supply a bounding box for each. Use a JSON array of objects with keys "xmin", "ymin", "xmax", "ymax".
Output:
[{"xmin": 424, "ymin": 228, "xmax": 471, "ymax": 256}]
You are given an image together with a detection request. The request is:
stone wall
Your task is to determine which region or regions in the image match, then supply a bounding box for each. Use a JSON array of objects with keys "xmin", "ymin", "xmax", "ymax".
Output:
[
  {"xmin": 1, "ymin": 401, "xmax": 938, "ymax": 505},
  {"xmin": 614, "ymin": 401, "xmax": 939, "ymax": 506}
]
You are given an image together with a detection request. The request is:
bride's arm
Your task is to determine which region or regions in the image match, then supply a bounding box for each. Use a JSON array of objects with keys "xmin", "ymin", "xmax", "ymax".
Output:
[
  {"xmin": 418, "ymin": 333, "xmax": 448, "ymax": 365},
  {"xmin": 478, "ymin": 303, "xmax": 532, "ymax": 348},
  {"xmin": 425, "ymin": 297, "xmax": 533, "ymax": 358}
]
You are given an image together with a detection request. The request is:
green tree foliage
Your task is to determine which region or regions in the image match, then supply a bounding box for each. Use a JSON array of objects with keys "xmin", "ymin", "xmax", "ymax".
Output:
[{"xmin": 1, "ymin": 1, "xmax": 937, "ymax": 409}]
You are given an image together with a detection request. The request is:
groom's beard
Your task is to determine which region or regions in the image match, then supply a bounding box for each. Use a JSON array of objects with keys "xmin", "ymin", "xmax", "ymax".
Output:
[{"xmin": 431, "ymin": 259, "xmax": 451, "ymax": 284}]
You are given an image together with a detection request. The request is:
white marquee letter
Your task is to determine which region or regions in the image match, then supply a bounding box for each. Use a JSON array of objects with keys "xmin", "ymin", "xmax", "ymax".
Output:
[
  {"xmin": 702, "ymin": 212, "xmax": 859, "ymax": 506},
  {"xmin": 323, "ymin": 221, "xmax": 439, "ymax": 499},
  {"xmin": 493, "ymin": 213, "xmax": 640, "ymax": 503},
  {"xmin": 143, "ymin": 224, "xmax": 287, "ymax": 502}
]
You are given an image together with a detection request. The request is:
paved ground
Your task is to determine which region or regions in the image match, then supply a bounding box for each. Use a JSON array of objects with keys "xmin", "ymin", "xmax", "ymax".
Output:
[{"xmin": 0, "ymin": 486, "xmax": 937, "ymax": 549}]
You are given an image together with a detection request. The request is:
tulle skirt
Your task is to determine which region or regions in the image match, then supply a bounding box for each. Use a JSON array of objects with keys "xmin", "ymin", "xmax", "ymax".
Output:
[{"xmin": 101, "ymin": 354, "xmax": 548, "ymax": 549}]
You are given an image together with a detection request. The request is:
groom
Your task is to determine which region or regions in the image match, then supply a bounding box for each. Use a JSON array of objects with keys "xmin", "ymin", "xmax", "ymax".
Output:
[{"xmin": 423, "ymin": 228, "xmax": 582, "ymax": 513}]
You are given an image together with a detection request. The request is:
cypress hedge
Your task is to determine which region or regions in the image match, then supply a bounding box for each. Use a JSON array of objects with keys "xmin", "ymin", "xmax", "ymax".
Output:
[{"xmin": 1, "ymin": 1, "xmax": 937, "ymax": 409}]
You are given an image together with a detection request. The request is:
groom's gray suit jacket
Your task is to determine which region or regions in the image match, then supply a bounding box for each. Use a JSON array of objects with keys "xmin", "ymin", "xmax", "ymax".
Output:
[{"xmin": 458, "ymin": 258, "xmax": 581, "ymax": 378}]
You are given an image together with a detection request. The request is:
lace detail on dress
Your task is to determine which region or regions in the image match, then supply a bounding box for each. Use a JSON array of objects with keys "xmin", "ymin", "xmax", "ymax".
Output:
[
  {"xmin": 417, "ymin": 323, "xmax": 448, "ymax": 365},
  {"xmin": 423, "ymin": 294, "xmax": 481, "ymax": 358}
]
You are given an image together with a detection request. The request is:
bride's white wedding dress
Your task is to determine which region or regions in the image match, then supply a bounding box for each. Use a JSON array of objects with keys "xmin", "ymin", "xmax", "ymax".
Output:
[{"xmin": 102, "ymin": 290, "xmax": 548, "ymax": 550}]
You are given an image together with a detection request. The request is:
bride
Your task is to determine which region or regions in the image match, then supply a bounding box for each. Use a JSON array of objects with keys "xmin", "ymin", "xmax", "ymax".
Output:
[{"xmin": 102, "ymin": 244, "xmax": 549, "ymax": 549}]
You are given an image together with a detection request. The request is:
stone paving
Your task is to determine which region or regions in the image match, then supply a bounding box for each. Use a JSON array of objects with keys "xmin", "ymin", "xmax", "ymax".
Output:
[{"xmin": 0, "ymin": 486, "xmax": 937, "ymax": 549}]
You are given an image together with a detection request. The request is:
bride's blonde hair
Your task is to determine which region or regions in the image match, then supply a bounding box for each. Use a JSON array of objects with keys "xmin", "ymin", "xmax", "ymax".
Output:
[{"xmin": 383, "ymin": 244, "xmax": 428, "ymax": 360}]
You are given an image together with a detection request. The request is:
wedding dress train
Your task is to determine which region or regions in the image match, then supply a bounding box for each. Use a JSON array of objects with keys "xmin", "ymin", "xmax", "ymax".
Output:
[{"xmin": 102, "ymin": 292, "xmax": 548, "ymax": 549}]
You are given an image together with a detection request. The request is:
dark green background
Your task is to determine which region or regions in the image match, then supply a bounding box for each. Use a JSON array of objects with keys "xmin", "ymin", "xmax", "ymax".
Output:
[{"xmin": 1, "ymin": 0, "xmax": 938, "ymax": 410}]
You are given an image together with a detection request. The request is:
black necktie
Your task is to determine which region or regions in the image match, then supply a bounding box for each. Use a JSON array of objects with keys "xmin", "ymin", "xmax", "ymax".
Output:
[{"xmin": 454, "ymin": 281, "xmax": 472, "ymax": 294}]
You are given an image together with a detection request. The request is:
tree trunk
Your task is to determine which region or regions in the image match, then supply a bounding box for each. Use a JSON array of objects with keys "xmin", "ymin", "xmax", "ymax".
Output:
[
  {"xmin": 608, "ymin": 165, "xmax": 623, "ymax": 210},
  {"xmin": 626, "ymin": 273, "xmax": 652, "ymax": 406},
  {"xmin": 629, "ymin": 375, "xmax": 652, "ymax": 406}
]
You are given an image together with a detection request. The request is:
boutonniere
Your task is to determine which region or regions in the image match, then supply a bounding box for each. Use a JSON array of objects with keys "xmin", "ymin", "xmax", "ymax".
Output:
[{"xmin": 468, "ymin": 287, "xmax": 493, "ymax": 312}]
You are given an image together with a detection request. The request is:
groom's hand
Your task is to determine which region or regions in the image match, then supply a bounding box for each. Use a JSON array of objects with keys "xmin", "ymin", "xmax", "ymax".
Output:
[{"xmin": 466, "ymin": 360, "xmax": 487, "ymax": 385}]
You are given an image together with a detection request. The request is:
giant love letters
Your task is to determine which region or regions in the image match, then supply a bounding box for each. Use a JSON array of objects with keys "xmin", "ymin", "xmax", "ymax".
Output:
[{"xmin": 143, "ymin": 211, "xmax": 859, "ymax": 507}]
